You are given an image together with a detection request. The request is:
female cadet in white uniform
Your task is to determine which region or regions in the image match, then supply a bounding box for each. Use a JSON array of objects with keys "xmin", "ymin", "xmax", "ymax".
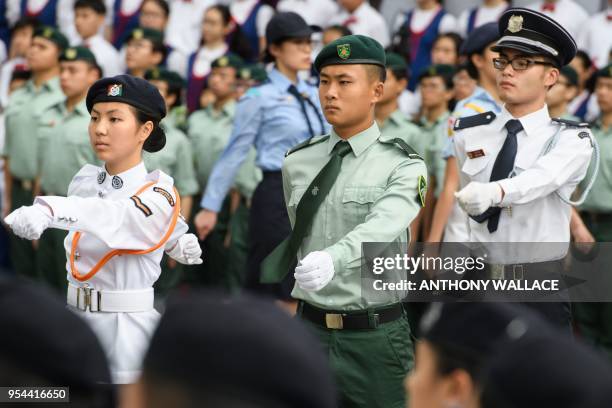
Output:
[{"xmin": 4, "ymin": 74, "xmax": 202, "ymax": 384}]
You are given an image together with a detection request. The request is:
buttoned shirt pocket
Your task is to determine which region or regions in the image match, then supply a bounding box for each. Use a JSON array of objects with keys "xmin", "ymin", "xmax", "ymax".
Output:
[
  {"xmin": 461, "ymin": 154, "xmax": 493, "ymax": 182},
  {"xmin": 341, "ymin": 186, "xmax": 385, "ymax": 225}
]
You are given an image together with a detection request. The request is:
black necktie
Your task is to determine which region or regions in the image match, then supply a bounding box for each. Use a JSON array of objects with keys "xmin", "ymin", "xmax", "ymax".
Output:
[
  {"xmin": 470, "ymin": 119, "xmax": 523, "ymax": 233},
  {"xmin": 260, "ymin": 141, "xmax": 353, "ymax": 283},
  {"xmin": 288, "ymin": 84, "xmax": 317, "ymax": 137}
]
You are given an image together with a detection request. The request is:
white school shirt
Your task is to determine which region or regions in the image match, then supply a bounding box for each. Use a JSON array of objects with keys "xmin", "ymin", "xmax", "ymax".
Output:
[
  {"xmin": 577, "ymin": 8, "xmax": 612, "ymax": 69},
  {"xmin": 330, "ymin": 1, "xmax": 390, "ymax": 48},
  {"xmin": 525, "ymin": 0, "xmax": 589, "ymax": 42},
  {"xmin": 457, "ymin": 2, "xmax": 509, "ymax": 38}
]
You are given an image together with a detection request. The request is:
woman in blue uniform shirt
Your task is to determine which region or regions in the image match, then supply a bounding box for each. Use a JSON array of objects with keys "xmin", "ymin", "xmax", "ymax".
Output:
[{"xmin": 194, "ymin": 12, "xmax": 328, "ymax": 308}]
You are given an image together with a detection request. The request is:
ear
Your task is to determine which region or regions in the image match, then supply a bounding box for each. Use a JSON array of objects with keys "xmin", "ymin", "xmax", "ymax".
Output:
[
  {"xmin": 139, "ymin": 120, "xmax": 154, "ymax": 144},
  {"xmin": 372, "ymin": 80, "xmax": 385, "ymax": 103},
  {"xmin": 268, "ymin": 42, "xmax": 280, "ymax": 60},
  {"xmin": 166, "ymin": 92, "xmax": 177, "ymax": 108},
  {"xmin": 544, "ymin": 67, "xmax": 559, "ymax": 88},
  {"xmin": 564, "ymin": 85, "xmax": 578, "ymax": 101},
  {"xmin": 442, "ymin": 369, "xmax": 479, "ymax": 407},
  {"xmin": 151, "ymin": 51, "xmax": 164, "ymax": 66},
  {"xmin": 397, "ymin": 78, "xmax": 408, "ymax": 94},
  {"xmin": 471, "ymin": 53, "xmax": 483, "ymax": 70}
]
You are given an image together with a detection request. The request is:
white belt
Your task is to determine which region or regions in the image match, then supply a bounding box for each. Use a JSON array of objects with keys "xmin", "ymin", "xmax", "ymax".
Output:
[{"xmin": 67, "ymin": 283, "xmax": 154, "ymax": 313}]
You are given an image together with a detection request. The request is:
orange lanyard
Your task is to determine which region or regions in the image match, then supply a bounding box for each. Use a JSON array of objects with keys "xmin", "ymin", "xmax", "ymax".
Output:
[{"xmin": 69, "ymin": 182, "xmax": 181, "ymax": 282}]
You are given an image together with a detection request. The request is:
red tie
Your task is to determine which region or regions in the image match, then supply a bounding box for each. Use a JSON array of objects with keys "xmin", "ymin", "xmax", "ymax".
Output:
[
  {"xmin": 607, "ymin": 14, "xmax": 612, "ymax": 21},
  {"xmin": 343, "ymin": 16, "xmax": 357, "ymax": 26},
  {"xmin": 541, "ymin": 3, "xmax": 556, "ymax": 12}
]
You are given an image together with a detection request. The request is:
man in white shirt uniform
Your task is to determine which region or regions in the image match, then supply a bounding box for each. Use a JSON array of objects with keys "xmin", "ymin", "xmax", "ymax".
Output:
[
  {"xmin": 453, "ymin": 8, "xmax": 593, "ymax": 330},
  {"xmin": 276, "ymin": 0, "xmax": 338, "ymax": 28},
  {"xmin": 165, "ymin": 0, "xmax": 214, "ymax": 57},
  {"xmin": 577, "ymin": 0, "xmax": 612, "ymax": 69},
  {"xmin": 457, "ymin": 0, "xmax": 509, "ymax": 38},
  {"xmin": 525, "ymin": 0, "xmax": 589, "ymax": 41},
  {"xmin": 330, "ymin": 0, "xmax": 390, "ymax": 48}
]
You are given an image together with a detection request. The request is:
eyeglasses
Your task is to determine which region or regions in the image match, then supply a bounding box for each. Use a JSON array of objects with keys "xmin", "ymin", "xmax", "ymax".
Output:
[{"xmin": 493, "ymin": 57, "xmax": 555, "ymax": 71}]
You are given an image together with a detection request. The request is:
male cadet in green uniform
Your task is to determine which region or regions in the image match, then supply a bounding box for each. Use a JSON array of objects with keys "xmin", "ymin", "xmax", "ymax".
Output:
[
  {"xmin": 144, "ymin": 67, "xmax": 199, "ymax": 295},
  {"xmin": 35, "ymin": 46, "xmax": 101, "ymax": 291},
  {"xmin": 125, "ymin": 27, "xmax": 166, "ymax": 78},
  {"xmin": 261, "ymin": 35, "xmax": 427, "ymax": 408},
  {"xmin": 575, "ymin": 64, "xmax": 612, "ymax": 358},
  {"xmin": 2, "ymin": 26, "xmax": 67, "ymax": 277},
  {"xmin": 187, "ymin": 54, "xmax": 261, "ymax": 289},
  {"xmin": 417, "ymin": 64, "xmax": 455, "ymax": 234}
]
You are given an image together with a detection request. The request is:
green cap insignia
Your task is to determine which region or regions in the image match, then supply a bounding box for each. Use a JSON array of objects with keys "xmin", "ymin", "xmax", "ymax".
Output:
[
  {"xmin": 240, "ymin": 68, "xmax": 251, "ymax": 79},
  {"xmin": 65, "ymin": 48, "xmax": 77, "ymax": 60},
  {"xmin": 417, "ymin": 175, "xmax": 427, "ymax": 208},
  {"xmin": 337, "ymin": 44, "xmax": 351, "ymax": 60},
  {"xmin": 107, "ymin": 84, "xmax": 123, "ymax": 97},
  {"xmin": 133, "ymin": 29, "xmax": 143, "ymax": 40},
  {"xmin": 43, "ymin": 27, "xmax": 53, "ymax": 38},
  {"xmin": 218, "ymin": 56, "xmax": 229, "ymax": 67}
]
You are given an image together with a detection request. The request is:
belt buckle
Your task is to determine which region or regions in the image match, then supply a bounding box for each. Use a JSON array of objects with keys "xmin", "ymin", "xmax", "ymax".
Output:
[
  {"xmin": 325, "ymin": 313, "xmax": 343, "ymax": 330},
  {"xmin": 491, "ymin": 264, "xmax": 505, "ymax": 280},
  {"xmin": 513, "ymin": 264, "xmax": 524, "ymax": 280},
  {"xmin": 76, "ymin": 286, "xmax": 97, "ymax": 312}
]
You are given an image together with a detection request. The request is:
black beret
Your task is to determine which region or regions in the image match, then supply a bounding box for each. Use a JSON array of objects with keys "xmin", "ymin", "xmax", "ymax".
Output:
[
  {"xmin": 314, "ymin": 34, "xmax": 385, "ymax": 73},
  {"xmin": 86, "ymin": 74, "xmax": 166, "ymax": 120},
  {"xmin": 239, "ymin": 64, "xmax": 268, "ymax": 83},
  {"xmin": 265, "ymin": 12, "xmax": 315, "ymax": 45},
  {"xmin": 145, "ymin": 67, "xmax": 185, "ymax": 89},
  {"xmin": 492, "ymin": 7, "xmax": 577, "ymax": 67},
  {"xmin": 420, "ymin": 302, "xmax": 551, "ymax": 364},
  {"xmin": 460, "ymin": 22, "xmax": 499, "ymax": 56},
  {"xmin": 60, "ymin": 46, "xmax": 98, "ymax": 64},
  {"xmin": 0, "ymin": 278, "xmax": 113, "ymax": 398},
  {"xmin": 560, "ymin": 65, "xmax": 579, "ymax": 86},
  {"xmin": 33, "ymin": 25, "xmax": 69, "ymax": 51},
  {"xmin": 418, "ymin": 64, "xmax": 456, "ymax": 82},
  {"xmin": 211, "ymin": 53, "xmax": 244, "ymax": 70},
  {"xmin": 385, "ymin": 51, "xmax": 407, "ymax": 71},
  {"xmin": 595, "ymin": 64, "xmax": 612, "ymax": 80},
  {"xmin": 481, "ymin": 331, "xmax": 612, "ymax": 408},
  {"xmin": 127, "ymin": 26, "xmax": 164, "ymax": 46},
  {"xmin": 142, "ymin": 290, "xmax": 337, "ymax": 408}
]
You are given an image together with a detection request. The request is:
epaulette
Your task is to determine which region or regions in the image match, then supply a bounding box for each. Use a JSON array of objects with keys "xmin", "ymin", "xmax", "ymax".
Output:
[
  {"xmin": 551, "ymin": 117, "xmax": 590, "ymax": 128},
  {"xmin": 285, "ymin": 135, "xmax": 330, "ymax": 157},
  {"xmin": 379, "ymin": 138, "xmax": 423, "ymax": 161},
  {"xmin": 453, "ymin": 111, "xmax": 496, "ymax": 131}
]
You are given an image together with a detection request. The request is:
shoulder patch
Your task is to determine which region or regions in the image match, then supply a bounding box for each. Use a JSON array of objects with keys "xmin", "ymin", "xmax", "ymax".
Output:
[
  {"xmin": 453, "ymin": 111, "xmax": 496, "ymax": 131},
  {"xmin": 417, "ymin": 175, "xmax": 427, "ymax": 207},
  {"xmin": 153, "ymin": 187, "xmax": 175, "ymax": 207},
  {"xmin": 130, "ymin": 196, "xmax": 153, "ymax": 217},
  {"xmin": 286, "ymin": 135, "xmax": 330, "ymax": 157},
  {"xmin": 379, "ymin": 138, "xmax": 423, "ymax": 161},
  {"xmin": 551, "ymin": 117, "xmax": 590, "ymax": 128}
]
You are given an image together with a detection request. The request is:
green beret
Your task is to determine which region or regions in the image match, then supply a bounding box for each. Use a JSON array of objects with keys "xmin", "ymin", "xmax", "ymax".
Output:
[
  {"xmin": 385, "ymin": 52, "xmax": 407, "ymax": 71},
  {"xmin": 418, "ymin": 64, "xmax": 456, "ymax": 82},
  {"xmin": 127, "ymin": 27, "xmax": 164, "ymax": 46},
  {"xmin": 211, "ymin": 54, "xmax": 244, "ymax": 70},
  {"xmin": 60, "ymin": 46, "xmax": 97, "ymax": 65},
  {"xmin": 314, "ymin": 34, "xmax": 385, "ymax": 73},
  {"xmin": 560, "ymin": 66, "xmax": 578, "ymax": 87},
  {"xmin": 595, "ymin": 64, "xmax": 612, "ymax": 80},
  {"xmin": 145, "ymin": 67, "xmax": 185, "ymax": 89},
  {"xmin": 239, "ymin": 64, "xmax": 268, "ymax": 83},
  {"xmin": 33, "ymin": 26, "xmax": 69, "ymax": 51}
]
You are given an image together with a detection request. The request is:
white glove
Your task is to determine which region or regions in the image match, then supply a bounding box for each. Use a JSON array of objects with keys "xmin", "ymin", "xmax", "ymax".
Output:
[
  {"xmin": 294, "ymin": 251, "xmax": 335, "ymax": 292},
  {"xmin": 165, "ymin": 233, "xmax": 203, "ymax": 265},
  {"xmin": 454, "ymin": 182, "xmax": 503, "ymax": 216},
  {"xmin": 4, "ymin": 204, "xmax": 53, "ymax": 240}
]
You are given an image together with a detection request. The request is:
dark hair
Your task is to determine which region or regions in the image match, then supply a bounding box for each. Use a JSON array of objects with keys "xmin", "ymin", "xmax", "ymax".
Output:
[
  {"xmin": 131, "ymin": 107, "xmax": 166, "ymax": 152},
  {"xmin": 205, "ymin": 5, "xmax": 255, "ymax": 62},
  {"xmin": 142, "ymin": 0, "xmax": 169, "ymax": 18},
  {"xmin": 166, "ymin": 82, "xmax": 183, "ymax": 110},
  {"xmin": 10, "ymin": 16, "xmax": 39, "ymax": 35},
  {"xmin": 466, "ymin": 56, "xmax": 480, "ymax": 80},
  {"xmin": 324, "ymin": 25, "xmax": 352, "ymax": 37},
  {"xmin": 430, "ymin": 342, "xmax": 483, "ymax": 382},
  {"xmin": 574, "ymin": 50, "xmax": 592, "ymax": 72},
  {"xmin": 74, "ymin": 0, "xmax": 106, "ymax": 15},
  {"xmin": 433, "ymin": 32, "xmax": 463, "ymax": 61},
  {"xmin": 388, "ymin": 67, "xmax": 407, "ymax": 82},
  {"xmin": 365, "ymin": 64, "xmax": 386, "ymax": 83}
]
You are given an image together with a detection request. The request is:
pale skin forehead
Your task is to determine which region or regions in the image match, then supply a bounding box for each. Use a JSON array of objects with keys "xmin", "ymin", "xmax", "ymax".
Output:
[{"xmin": 91, "ymin": 102, "xmax": 134, "ymax": 115}]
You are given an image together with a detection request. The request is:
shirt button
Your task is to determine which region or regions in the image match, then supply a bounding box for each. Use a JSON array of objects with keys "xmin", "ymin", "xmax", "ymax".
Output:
[
  {"xmin": 327, "ymin": 234, "xmax": 333, "ymax": 240},
  {"xmin": 98, "ymin": 191, "xmax": 104, "ymax": 197}
]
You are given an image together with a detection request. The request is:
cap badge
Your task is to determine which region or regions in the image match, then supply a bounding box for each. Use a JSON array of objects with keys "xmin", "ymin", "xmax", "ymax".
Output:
[
  {"xmin": 240, "ymin": 68, "xmax": 251, "ymax": 79},
  {"xmin": 65, "ymin": 48, "xmax": 77, "ymax": 59},
  {"xmin": 107, "ymin": 84, "xmax": 123, "ymax": 96},
  {"xmin": 508, "ymin": 15, "xmax": 523, "ymax": 33},
  {"xmin": 43, "ymin": 27, "xmax": 53, "ymax": 38},
  {"xmin": 133, "ymin": 29, "xmax": 143, "ymax": 40},
  {"xmin": 337, "ymin": 44, "xmax": 351, "ymax": 60},
  {"xmin": 218, "ymin": 56, "xmax": 229, "ymax": 67}
]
